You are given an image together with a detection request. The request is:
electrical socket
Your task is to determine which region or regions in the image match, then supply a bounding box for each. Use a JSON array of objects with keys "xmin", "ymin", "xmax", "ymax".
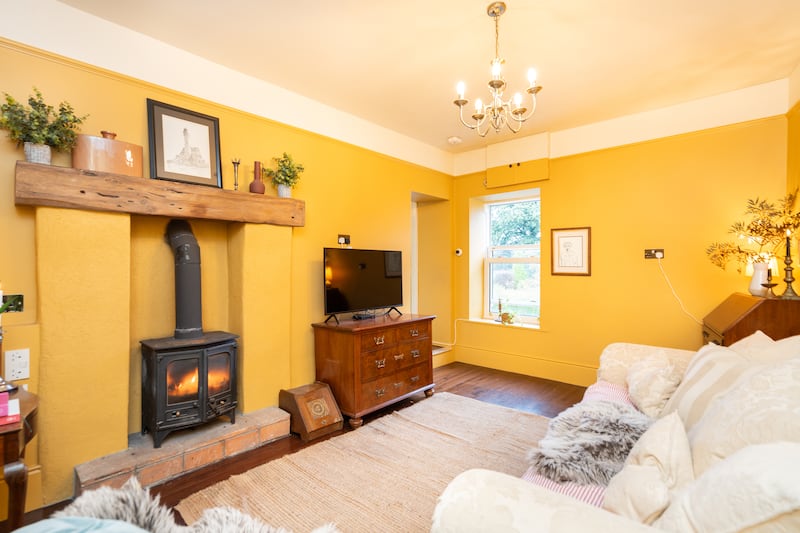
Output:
[
  {"xmin": 644, "ymin": 249, "xmax": 665, "ymax": 259},
  {"xmin": 337, "ymin": 234, "xmax": 351, "ymax": 245},
  {"xmin": 4, "ymin": 348, "xmax": 29, "ymax": 380}
]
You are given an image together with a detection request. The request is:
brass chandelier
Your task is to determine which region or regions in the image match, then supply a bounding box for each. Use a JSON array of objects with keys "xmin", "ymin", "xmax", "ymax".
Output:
[{"xmin": 453, "ymin": 2, "xmax": 542, "ymax": 137}]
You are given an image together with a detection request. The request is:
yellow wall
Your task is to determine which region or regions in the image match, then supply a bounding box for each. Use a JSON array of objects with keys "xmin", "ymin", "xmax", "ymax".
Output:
[
  {"xmin": 788, "ymin": 100, "xmax": 800, "ymax": 194},
  {"xmin": 0, "ymin": 40, "xmax": 452, "ymax": 507},
  {"xmin": 452, "ymin": 118, "xmax": 788, "ymax": 385}
]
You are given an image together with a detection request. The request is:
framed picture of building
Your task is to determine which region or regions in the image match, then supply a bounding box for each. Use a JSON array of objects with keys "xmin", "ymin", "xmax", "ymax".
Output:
[{"xmin": 147, "ymin": 99, "xmax": 222, "ymax": 187}]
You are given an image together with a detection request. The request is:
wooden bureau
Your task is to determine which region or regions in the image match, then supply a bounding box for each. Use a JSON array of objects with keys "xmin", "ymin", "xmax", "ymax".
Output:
[{"xmin": 312, "ymin": 313, "xmax": 435, "ymax": 428}]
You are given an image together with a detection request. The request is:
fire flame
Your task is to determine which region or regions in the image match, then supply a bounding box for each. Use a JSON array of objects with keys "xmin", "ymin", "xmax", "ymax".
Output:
[
  {"xmin": 167, "ymin": 366, "xmax": 198, "ymax": 404},
  {"xmin": 208, "ymin": 368, "xmax": 230, "ymax": 396}
]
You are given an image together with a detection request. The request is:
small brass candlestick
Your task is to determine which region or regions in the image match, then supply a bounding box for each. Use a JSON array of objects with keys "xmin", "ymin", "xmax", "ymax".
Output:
[
  {"xmin": 232, "ymin": 158, "xmax": 241, "ymax": 191},
  {"xmin": 761, "ymin": 282, "xmax": 778, "ymax": 298}
]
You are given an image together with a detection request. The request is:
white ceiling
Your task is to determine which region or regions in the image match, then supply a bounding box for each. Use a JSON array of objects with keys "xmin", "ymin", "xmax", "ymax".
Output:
[{"xmin": 59, "ymin": 0, "xmax": 800, "ymax": 154}]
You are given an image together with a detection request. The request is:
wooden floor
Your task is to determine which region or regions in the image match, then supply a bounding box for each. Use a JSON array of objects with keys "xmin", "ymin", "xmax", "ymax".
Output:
[{"xmin": 14, "ymin": 362, "xmax": 586, "ymax": 529}]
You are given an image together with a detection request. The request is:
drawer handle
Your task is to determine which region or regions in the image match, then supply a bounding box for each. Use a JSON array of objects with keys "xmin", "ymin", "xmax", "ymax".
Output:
[
  {"xmin": 394, "ymin": 353, "xmax": 404, "ymax": 361},
  {"xmin": 375, "ymin": 387, "xmax": 386, "ymax": 398},
  {"xmin": 411, "ymin": 349, "xmax": 421, "ymax": 358},
  {"xmin": 409, "ymin": 328, "xmax": 419, "ymax": 337},
  {"xmin": 410, "ymin": 376, "xmax": 420, "ymax": 383},
  {"xmin": 393, "ymin": 382, "xmax": 402, "ymax": 389},
  {"xmin": 373, "ymin": 335, "xmax": 385, "ymax": 346},
  {"xmin": 375, "ymin": 358, "xmax": 386, "ymax": 369}
]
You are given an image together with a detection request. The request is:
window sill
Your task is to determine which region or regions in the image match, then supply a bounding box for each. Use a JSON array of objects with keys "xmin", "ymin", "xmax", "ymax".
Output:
[{"xmin": 469, "ymin": 318, "xmax": 541, "ymax": 330}]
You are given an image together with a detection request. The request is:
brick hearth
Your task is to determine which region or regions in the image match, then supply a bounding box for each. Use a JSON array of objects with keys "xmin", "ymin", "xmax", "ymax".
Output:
[{"xmin": 74, "ymin": 407, "xmax": 289, "ymax": 495}]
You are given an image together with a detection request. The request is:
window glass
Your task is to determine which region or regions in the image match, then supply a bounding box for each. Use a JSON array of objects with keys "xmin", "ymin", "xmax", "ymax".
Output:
[{"xmin": 485, "ymin": 197, "xmax": 540, "ymax": 323}]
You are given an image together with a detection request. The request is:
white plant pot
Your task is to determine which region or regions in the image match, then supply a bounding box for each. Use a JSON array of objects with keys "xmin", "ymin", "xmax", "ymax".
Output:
[
  {"xmin": 23, "ymin": 142, "xmax": 51, "ymax": 164},
  {"xmin": 277, "ymin": 184, "xmax": 292, "ymax": 198}
]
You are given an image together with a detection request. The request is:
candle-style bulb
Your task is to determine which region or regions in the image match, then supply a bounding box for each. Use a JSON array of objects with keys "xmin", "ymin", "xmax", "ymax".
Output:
[
  {"xmin": 456, "ymin": 81, "xmax": 465, "ymax": 100},
  {"xmin": 491, "ymin": 59, "xmax": 502, "ymax": 78},
  {"xmin": 527, "ymin": 68, "xmax": 537, "ymax": 86},
  {"xmin": 513, "ymin": 93, "xmax": 522, "ymax": 108},
  {"xmin": 475, "ymin": 98, "xmax": 483, "ymax": 113}
]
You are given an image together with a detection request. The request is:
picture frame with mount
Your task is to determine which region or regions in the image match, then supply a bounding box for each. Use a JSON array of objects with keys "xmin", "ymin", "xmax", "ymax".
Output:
[
  {"xmin": 146, "ymin": 99, "xmax": 222, "ymax": 188},
  {"xmin": 552, "ymin": 226, "xmax": 591, "ymax": 276}
]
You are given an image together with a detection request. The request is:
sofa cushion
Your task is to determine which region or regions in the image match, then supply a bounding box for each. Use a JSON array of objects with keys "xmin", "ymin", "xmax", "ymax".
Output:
[
  {"xmin": 688, "ymin": 355, "xmax": 800, "ymax": 476},
  {"xmin": 626, "ymin": 352, "xmax": 686, "ymax": 417},
  {"xmin": 726, "ymin": 329, "xmax": 776, "ymax": 356},
  {"xmin": 521, "ymin": 467, "xmax": 606, "ymax": 507},
  {"xmin": 581, "ymin": 380, "xmax": 633, "ymax": 406},
  {"xmin": 653, "ymin": 442, "xmax": 800, "ymax": 532},
  {"xmin": 529, "ymin": 400, "xmax": 652, "ymax": 485},
  {"xmin": 602, "ymin": 412, "xmax": 693, "ymax": 524},
  {"xmin": 596, "ymin": 343, "xmax": 693, "ymax": 387},
  {"xmin": 660, "ymin": 343, "xmax": 754, "ymax": 430}
]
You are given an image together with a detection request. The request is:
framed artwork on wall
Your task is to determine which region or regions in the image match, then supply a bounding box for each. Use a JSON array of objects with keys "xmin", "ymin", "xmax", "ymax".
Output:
[
  {"xmin": 551, "ymin": 227, "xmax": 591, "ymax": 276},
  {"xmin": 146, "ymin": 99, "xmax": 222, "ymax": 187}
]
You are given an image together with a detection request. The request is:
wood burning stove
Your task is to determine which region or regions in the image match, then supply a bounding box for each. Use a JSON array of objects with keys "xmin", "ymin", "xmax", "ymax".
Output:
[
  {"xmin": 141, "ymin": 331, "xmax": 237, "ymax": 448},
  {"xmin": 140, "ymin": 219, "xmax": 239, "ymax": 447}
]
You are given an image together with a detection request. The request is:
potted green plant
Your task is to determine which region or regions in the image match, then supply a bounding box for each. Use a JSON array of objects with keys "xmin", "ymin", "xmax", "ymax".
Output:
[
  {"xmin": 264, "ymin": 152, "xmax": 304, "ymax": 198},
  {"xmin": 706, "ymin": 192, "xmax": 800, "ymax": 295},
  {"xmin": 0, "ymin": 87, "xmax": 87, "ymax": 164}
]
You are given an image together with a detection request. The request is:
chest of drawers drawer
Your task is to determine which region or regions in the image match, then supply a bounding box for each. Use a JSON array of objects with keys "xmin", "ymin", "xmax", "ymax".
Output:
[
  {"xmin": 359, "ymin": 363, "xmax": 433, "ymax": 411},
  {"xmin": 359, "ymin": 339, "xmax": 431, "ymax": 382}
]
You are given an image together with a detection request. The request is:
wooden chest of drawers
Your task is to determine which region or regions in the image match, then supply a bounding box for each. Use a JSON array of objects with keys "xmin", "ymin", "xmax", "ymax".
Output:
[{"xmin": 312, "ymin": 314, "xmax": 435, "ymax": 428}]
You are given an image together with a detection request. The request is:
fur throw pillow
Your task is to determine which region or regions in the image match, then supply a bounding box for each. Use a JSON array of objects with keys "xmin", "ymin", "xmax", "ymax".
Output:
[
  {"xmin": 55, "ymin": 477, "xmax": 341, "ymax": 533},
  {"xmin": 529, "ymin": 400, "xmax": 653, "ymax": 485}
]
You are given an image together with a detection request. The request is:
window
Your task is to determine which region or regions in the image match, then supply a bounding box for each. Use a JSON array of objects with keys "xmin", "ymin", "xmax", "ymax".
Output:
[{"xmin": 484, "ymin": 196, "xmax": 541, "ymax": 324}]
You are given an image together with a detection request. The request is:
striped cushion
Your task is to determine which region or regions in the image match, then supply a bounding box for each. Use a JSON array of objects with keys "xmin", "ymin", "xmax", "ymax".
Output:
[
  {"xmin": 521, "ymin": 466, "xmax": 606, "ymax": 507},
  {"xmin": 660, "ymin": 344, "xmax": 755, "ymax": 430},
  {"xmin": 582, "ymin": 380, "xmax": 633, "ymax": 406}
]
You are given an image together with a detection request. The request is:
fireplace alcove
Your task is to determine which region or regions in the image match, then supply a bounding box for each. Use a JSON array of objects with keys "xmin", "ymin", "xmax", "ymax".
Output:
[{"xmin": 16, "ymin": 161, "xmax": 303, "ymax": 496}]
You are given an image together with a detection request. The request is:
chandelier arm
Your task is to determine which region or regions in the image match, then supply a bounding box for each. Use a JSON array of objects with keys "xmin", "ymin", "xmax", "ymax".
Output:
[{"xmin": 457, "ymin": 105, "xmax": 486, "ymax": 131}]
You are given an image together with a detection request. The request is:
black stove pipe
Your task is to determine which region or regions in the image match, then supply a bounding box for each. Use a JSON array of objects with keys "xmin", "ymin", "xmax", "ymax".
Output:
[{"xmin": 166, "ymin": 219, "xmax": 203, "ymax": 339}]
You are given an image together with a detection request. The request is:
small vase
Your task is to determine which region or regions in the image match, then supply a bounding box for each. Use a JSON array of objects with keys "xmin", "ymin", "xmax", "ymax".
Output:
[
  {"xmin": 249, "ymin": 161, "xmax": 265, "ymax": 194},
  {"xmin": 748, "ymin": 262, "xmax": 769, "ymax": 297},
  {"xmin": 277, "ymin": 184, "xmax": 292, "ymax": 198},
  {"xmin": 24, "ymin": 142, "xmax": 51, "ymax": 164}
]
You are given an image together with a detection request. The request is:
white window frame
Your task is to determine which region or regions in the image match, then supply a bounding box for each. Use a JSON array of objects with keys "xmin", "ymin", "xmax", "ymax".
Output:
[{"xmin": 483, "ymin": 196, "xmax": 541, "ymax": 325}]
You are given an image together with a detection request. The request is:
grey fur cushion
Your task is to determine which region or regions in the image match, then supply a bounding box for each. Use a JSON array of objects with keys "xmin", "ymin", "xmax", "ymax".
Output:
[
  {"xmin": 529, "ymin": 400, "xmax": 652, "ymax": 485},
  {"xmin": 55, "ymin": 477, "xmax": 340, "ymax": 533}
]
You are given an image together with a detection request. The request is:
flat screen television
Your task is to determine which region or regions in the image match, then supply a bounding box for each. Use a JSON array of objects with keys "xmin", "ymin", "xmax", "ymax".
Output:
[{"xmin": 324, "ymin": 247, "xmax": 403, "ymax": 320}]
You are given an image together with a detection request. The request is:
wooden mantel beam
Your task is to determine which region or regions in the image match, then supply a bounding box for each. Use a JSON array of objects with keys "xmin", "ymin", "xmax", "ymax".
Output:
[{"xmin": 14, "ymin": 161, "xmax": 305, "ymax": 226}]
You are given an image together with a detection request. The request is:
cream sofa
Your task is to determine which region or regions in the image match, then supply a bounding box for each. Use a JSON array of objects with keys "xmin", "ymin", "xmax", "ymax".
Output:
[{"xmin": 431, "ymin": 333, "xmax": 800, "ymax": 532}]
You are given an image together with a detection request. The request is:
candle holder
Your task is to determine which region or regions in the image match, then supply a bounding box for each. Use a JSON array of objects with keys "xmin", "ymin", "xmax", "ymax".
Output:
[
  {"xmin": 232, "ymin": 158, "xmax": 241, "ymax": 191},
  {"xmin": 761, "ymin": 282, "xmax": 778, "ymax": 298},
  {"xmin": 781, "ymin": 254, "xmax": 800, "ymax": 299}
]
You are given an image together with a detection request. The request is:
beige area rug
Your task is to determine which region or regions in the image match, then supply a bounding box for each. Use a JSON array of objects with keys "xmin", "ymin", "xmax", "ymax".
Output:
[{"xmin": 176, "ymin": 392, "xmax": 551, "ymax": 533}]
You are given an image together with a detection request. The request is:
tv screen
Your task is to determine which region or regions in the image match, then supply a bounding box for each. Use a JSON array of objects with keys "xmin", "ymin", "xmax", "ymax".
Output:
[{"xmin": 324, "ymin": 247, "xmax": 403, "ymax": 316}]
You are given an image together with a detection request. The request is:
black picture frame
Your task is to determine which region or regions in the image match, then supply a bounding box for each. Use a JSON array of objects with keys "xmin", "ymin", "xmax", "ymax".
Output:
[{"xmin": 146, "ymin": 99, "xmax": 222, "ymax": 187}]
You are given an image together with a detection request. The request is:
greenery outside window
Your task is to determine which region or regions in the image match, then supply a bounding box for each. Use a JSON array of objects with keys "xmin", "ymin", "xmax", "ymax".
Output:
[{"xmin": 484, "ymin": 196, "xmax": 541, "ymax": 324}]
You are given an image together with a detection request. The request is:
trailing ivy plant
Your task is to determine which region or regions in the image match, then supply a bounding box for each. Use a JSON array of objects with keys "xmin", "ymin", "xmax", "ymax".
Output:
[{"xmin": 0, "ymin": 87, "xmax": 87, "ymax": 151}]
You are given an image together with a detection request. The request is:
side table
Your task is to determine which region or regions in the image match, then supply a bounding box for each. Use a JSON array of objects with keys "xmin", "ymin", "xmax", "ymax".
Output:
[{"xmin": 0, "ymin": 389, "xmax": 38, "ymax": 530}]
